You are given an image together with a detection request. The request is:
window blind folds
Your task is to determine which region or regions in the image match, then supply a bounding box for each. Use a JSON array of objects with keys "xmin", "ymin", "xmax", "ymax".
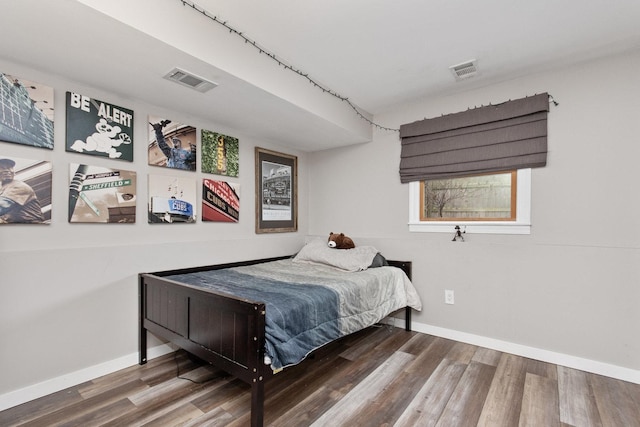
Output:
[{"xmin": 399, "ymin": 93, "xmax": 549, "ymax": 183}]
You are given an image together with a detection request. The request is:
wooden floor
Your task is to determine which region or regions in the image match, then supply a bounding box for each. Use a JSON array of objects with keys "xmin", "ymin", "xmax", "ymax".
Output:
[{"xmin": 2, "ymin": 326, "xmax": 639, "ymax": 426}]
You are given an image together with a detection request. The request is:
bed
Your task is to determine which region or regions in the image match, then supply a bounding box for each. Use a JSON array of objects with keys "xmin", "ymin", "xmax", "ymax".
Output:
[{"xmin": 138, "ymin": 240, "xmax": 422, "ymax": 426}]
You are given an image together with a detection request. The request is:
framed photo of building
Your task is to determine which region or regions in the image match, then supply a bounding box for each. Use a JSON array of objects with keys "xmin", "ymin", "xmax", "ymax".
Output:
[{"xmin": 255, "ymin": 147, "xmax": 297, "ymax": 233}]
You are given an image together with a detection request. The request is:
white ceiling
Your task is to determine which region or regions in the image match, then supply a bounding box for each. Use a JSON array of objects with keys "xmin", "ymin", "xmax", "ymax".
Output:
[{"xmin": 2, "ymin": 0, "xmax": 640, "ymax": 151}]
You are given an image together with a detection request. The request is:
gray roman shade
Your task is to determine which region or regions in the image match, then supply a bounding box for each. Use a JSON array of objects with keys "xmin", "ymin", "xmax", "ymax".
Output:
[{"xmin": 399, "ymin": 93, "xmax": 549, "ymax": 183}]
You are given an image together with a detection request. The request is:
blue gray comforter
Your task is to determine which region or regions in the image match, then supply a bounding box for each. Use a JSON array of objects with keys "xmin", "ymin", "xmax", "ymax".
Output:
[{"xmin": 166, "ymin": 259, "xmax": 421, "ymax": 370}]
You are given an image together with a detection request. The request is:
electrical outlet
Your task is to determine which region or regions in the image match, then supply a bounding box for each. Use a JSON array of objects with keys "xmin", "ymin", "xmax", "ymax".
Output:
[{"xmin": 445, "ymin": 290, "xmax": 455, "ymax": 305}]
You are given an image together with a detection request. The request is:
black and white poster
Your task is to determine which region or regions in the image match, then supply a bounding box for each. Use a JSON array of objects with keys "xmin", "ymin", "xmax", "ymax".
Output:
[{"xmin": 65, "ymin": 92, "xmax": 134, "ymax": 161}]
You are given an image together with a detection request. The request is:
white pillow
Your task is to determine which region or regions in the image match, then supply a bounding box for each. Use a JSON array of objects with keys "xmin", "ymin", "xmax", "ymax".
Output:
[{"xmin": 292, "ymin": 239, "xmax": 379, "ymax": 272}]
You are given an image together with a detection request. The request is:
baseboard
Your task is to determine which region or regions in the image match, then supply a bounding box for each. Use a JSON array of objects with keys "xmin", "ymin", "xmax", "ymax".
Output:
[
  {"xmin": 393, "ymin": 318, "xmax": 640, "ymax": 385},
  {"xmin": 0, "ymin": 343, "xmax": 176, "ymax": 412}
]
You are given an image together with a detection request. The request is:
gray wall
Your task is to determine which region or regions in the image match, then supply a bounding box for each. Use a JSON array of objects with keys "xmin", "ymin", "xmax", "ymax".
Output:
[
  {"xmin": 0, "ymin": 59, "xmax": 308, "ymax": 398},
  {"xmin": 2, "ymin": 49, "xmax": 639, "ymax": 405},
  {"xmin": 308, "ymin": 50, "xmax": 640, "ymax": 373}
]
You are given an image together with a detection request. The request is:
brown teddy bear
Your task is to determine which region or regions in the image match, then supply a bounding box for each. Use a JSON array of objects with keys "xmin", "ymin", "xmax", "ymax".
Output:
[{"xmin": 327, "ymin": 232, "xmax": 356, "ymax": 249}]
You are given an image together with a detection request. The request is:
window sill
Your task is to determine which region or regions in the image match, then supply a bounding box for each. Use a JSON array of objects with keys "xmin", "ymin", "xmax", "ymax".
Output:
[
  {"xmin": 408, "ymin": 221, "xmax": 531, "ymax": 235},
  {"xmin": 408, "ymin": 169, "xmax": 532, "ymax": 236}
]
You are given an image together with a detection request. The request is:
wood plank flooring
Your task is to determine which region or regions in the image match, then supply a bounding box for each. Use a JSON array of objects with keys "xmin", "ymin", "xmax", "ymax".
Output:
[{"xmin": 2, "ymin": 326, "xmax": 639, "ymax": 426}]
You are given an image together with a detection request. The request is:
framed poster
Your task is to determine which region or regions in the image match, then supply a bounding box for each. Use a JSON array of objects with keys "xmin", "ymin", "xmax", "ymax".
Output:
[
  {"xmin": 148, "ymin": 116, "xmax": 196, "ymax": 171},
  {"xmin": 201, "ymin": 129, "xmax": 239, "ymax": 177},
  {"xmin": 147, "ymin": 174, "xmax": 196, "ymax": 223},
  {"xmin": 68, "ymin": 164, "xmax": 137, "ymax": 223},
  {"xmin": 255, "ymin": 147, "xmax": 297, "ymax": 233},
  {"xmin": 65, "ymin": 92, "xmax": 134, "ymax": 161},
  {"xmin": 202, "ymin": 179, "xmax": 239, "ymax": 222},
  {"xmin": 0, "ymin": 156, "xmax": 51, "ymax": 224},
  {"xmin": 0, "ymin": 73, "xmax": 54, "ymax": 149}
]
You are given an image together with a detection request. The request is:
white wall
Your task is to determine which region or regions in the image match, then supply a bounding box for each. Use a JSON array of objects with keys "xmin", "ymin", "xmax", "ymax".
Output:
[
  {"xmin": 0, "ymin": 59, "xmax": 308, "ymax": 403},
  {"xmin": 308, "ymin": 51, "xmax": 640, "ymax": 376}
]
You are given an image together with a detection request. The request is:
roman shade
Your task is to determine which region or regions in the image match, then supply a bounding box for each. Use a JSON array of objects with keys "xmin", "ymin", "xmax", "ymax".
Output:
[{"xmin": 399, "ymin": 93, "xmax": 549, "ymax": 183}]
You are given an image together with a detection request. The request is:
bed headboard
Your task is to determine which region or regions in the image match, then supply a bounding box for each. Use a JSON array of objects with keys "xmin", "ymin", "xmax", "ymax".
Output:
[
  {"xmin": 387, "ymin": 260, "xmax": 412, "ymax": 281},
  {"xmin": 148, "ymin": 255, "xmax": 411, "ymax": 281}
]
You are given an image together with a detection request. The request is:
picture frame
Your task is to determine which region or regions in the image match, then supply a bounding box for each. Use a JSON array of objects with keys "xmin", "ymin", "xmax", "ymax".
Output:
[
  {"xmin": 147, "ymin": 174, "xmax": 197, "ymax": 224},
  {"xmin": 0, "ymin": 73, "xmax": 54, "ymax": 149},
  {"xmin": 202, "ymin": 178, "xmax": 240, "ymax": 223},
  {"xmin": 65, "ymin": 92, "xmax": 134, "ymax": 161},
  {"xmin": 68, "ymin": 163, "xmax": 137, "ymax": 223},
  {"xmin": 147, "ymin": 115, "xmax": 196, "ymax": 171},
  {"xmin": 201, "ymin": 129, "xmax": 239, "ymax": 177},
  {"xmin": 0, "ymin": 156, "xmax": 52, "ymax": 224},
  {"xmin": 255, "ymin": 147, "xmax": 297, "ymax": 233}
]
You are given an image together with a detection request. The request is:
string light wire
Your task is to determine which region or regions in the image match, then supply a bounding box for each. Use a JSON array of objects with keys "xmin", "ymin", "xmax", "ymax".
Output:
[{"xmin": 178, "ymin": 0, "xmax": 399, "ymax": 132}]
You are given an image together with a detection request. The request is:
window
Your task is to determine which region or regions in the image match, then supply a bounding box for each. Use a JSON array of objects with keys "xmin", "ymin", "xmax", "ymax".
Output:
[
  {"xmin": 421, "ymin": 170, "xmax": 516, "ymax": 221},
  {"xmin": 400, "ymin": 94, "xmax": 549, "ymax": 235},
  {"xmin": 409, "ymin": 169, "xmax": 531, "ymax": 234}
]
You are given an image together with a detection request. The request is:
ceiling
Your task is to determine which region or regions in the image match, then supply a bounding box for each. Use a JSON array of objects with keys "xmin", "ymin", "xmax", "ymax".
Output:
[{"xmin": 2, "ymin": 0, "xmax": 640, "ymax": 151}]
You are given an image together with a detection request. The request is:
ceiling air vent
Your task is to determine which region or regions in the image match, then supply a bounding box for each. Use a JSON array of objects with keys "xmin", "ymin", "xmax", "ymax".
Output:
[
  {"xmin": 163, "ymin": 67, "xmax": 218, "ymax": 93},
  {"xmin": 449, "ymin": 60, "xmax": 478, "ymax": 81}
]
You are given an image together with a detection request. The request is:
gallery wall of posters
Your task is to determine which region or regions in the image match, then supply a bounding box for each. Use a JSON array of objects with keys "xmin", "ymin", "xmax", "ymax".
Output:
[
  {"xmin": 0, "ymin": 72, "xmax": 252, "ymax": 227},
  {"xmin": 65, "ymin": 92, "xmax": 134, "ymax": 161},
  {"xmin": 0, "ymin": 155, "xmax": 52, "ymax": 224},
  {"xmin": 148, "ymin": 116, "xmax": 197, "ymax": 171},
  {"xmin": 68, "ymin": 164, "xmax": 137, "ymax": 223},
  {"xmin": 202, "ymin": 179, "xmax": 239, "ymax": 222},
  {"xmin": 201, "ymin": 129, "xmax": 239, "ymax": 177},
  {"xmin": 0, "ymin": 73, "xmax": 54, "ymax": 149},
  {"xmin": 148, "ymin": 174, "xmax": 196, "ymax": 223}
]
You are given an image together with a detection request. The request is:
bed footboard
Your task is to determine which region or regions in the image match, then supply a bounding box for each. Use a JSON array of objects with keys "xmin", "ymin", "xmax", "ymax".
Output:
[{"xmin": 139, "ymin": 273, "xmax": 270, "ymax": 426}]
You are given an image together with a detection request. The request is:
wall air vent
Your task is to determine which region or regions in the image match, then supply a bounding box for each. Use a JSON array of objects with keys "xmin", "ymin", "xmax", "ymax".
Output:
[
  {"xmin": 163, "ymin": 67, "xmax": 218, "ymax": 93},
  {"xmin": 449, "ymin": 59, "xmax": 478, "ymax": 81}
]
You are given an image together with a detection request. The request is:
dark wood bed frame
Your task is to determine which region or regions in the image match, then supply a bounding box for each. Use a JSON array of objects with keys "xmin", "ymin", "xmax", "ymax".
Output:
[{"xmin": 138, "ymin": 255, "xmax": 413, "ymax": 427}]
